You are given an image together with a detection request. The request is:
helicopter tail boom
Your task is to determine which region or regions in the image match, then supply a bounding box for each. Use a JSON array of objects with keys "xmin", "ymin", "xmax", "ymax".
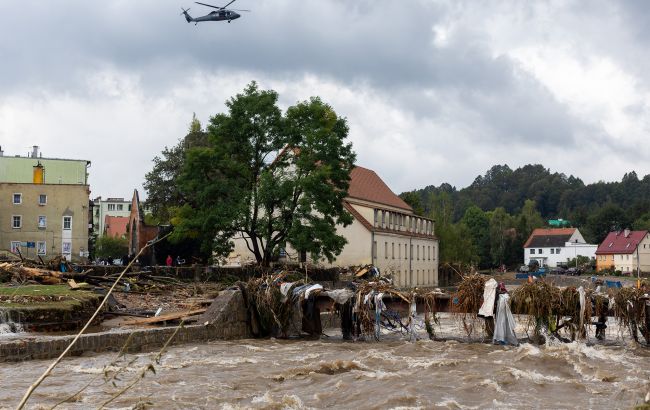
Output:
[{"xmin": 181, "ymin": 8, "xmax": 194, "ymax": 23}]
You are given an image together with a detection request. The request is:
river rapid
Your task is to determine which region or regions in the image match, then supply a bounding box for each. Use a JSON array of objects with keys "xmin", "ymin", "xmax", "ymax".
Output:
[{"xmin": 1, "ymin": 317, "xmax": 649, "ymax": 409}]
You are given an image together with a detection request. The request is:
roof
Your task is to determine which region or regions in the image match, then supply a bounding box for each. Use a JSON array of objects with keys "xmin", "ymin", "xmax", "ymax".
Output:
[
  {"xmin": 104, "ymin": 215, "xmax": 129, "ymax": 238},
  {"xmin": 596, "ymin": 230, "xmax": 649, "ymax": 255},
  {"xmin": 523, "ymin": 228, "xmax": 576, "ymax": 248},
  {"xmin": 347, "ymin": 166, "xmax": 412, "ymax": 211}
]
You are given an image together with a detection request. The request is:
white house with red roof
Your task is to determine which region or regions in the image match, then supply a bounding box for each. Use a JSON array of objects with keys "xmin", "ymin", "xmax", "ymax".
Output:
[
  {"xmin": 523, "ymin": 228, "xmax": 596, "ymax": 268},
  {"xmin": 229, "ymin": 166, "xmax": 439, "ymax": 287},
  {"xmin": 595, "ymin": 229, "xmax": 650, "ymax": 274}
]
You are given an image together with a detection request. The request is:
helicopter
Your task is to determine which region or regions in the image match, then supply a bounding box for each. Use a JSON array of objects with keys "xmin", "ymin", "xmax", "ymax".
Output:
[{"xmin": 181, "ymin": 0, "xmax": 249, "ymax": 24}]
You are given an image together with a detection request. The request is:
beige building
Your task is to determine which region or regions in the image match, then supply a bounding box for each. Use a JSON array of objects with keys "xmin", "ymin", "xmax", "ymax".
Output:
[
  {"xmin": 0, "ymin": 147, "xmax": 90, "ymax": 261},
  {"xmin": 231, "ymin": 166, "xmax": 439, "ymax": 287}
]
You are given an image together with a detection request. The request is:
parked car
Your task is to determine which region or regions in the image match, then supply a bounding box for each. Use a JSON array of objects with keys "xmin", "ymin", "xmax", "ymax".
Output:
[
  {"xmin": 550, "ymin": 266, "xmax": 567, "ymax": 275},
  {"xmin": 566, "ymin": 267, "xmax": 582, "ymax": 276},
  {"xmin": 518, "ymin": 265, "xmax": 530, "ymax": 273}
]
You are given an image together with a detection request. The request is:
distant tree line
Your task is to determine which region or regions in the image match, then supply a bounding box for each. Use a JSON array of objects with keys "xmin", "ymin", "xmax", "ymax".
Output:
[{"xmin": 400, "ymin": 164, "xmax": 650, "ymax": 269}]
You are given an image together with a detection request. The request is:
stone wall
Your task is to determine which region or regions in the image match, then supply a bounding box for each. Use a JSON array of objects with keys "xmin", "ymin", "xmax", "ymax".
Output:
[{"xmin": 0, "ymin": 289, "xmax": 251, "ymax": 362}]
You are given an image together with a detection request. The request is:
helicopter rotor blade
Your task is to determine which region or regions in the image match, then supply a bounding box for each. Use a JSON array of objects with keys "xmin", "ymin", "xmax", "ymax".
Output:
[
  {"xmin": 229, "ymin": 8, "xmax": 250, "ymax": 12},
  {"xmin": 195, "ymin": 1, "xmax": 224, "ymax": 10},
  {"xmin": 221, "ymin": 0, "xmax": 237, "ymax": 9}
]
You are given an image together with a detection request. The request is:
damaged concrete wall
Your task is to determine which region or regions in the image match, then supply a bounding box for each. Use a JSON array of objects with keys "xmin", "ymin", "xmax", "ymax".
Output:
[{"xmin": 0, "ymin": 289, "xmax": 251, "ymax": 362}]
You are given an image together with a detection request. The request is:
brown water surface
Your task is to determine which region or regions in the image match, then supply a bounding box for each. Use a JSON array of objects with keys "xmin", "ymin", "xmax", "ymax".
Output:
[{"xmin": 1, "ymin": 317, "xmax": 649, "ymax": 409}]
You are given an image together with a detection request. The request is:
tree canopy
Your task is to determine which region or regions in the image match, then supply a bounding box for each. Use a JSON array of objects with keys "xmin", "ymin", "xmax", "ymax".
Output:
[
  {"xmin": 144, "ymin": 82, "xmax": 356, "ymax": 265},
  {"xmin": 401, "ymin": 164, "xmax": 650, "ymax": 269}
]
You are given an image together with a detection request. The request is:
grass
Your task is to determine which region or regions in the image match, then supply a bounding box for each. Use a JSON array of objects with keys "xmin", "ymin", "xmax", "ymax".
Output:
[
  {"xmin": 0, "ymin": 284, "xmax": 84, "ymax": 297},
  {"xmin": 0, "ymin": 285, "xmax": 98, "ymax": 310}
]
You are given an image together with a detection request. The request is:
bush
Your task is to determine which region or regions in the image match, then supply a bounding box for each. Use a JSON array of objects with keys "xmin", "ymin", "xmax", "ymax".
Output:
[{"xmin": 95, "ymin": 236, "xmax": 129, "ymax": 259}]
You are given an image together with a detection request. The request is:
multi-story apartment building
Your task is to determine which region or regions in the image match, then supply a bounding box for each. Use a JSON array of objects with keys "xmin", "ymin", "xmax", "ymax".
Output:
[
  {"xmin": 0, "ymin": 146, "xmax": 91, "ymax": 261},
  {"xmin": 230, "ymin": 166, "xmax": 439, "ymax": 287},
  {"xmin": 92, "ymin": 196, "xmax": 132, "ymax": 236}
]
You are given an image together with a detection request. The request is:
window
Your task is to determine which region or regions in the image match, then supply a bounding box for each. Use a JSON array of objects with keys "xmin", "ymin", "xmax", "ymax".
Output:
[
  {"xmin": 10, "ymin": 241, "xmax": 21, "ymax": 254},
  {"xmin": 391, "ymin": 242, "xmax": 394, "ymax": 259},
  {"xmin": 399, "ymin": 244, "xmax": 402, "ymax": 259},
  {"xmin": 38, "ymin": 216, "xmax": 46, "ymax": 228},
  {"xmin": 410, "ymin": 244, "xmax": 413, "ymax": 260},
  {"xmin": 13, "ymin": 193, "xmax": 22, "ymax": 204},
  {"xmin": 417, "ymin": 245, "xmax": 420, "ymax": 260},
  {"xmin": 530, "ymin": 249, "xmax": 535, "ymax": 255},
  {"xmin": 538, "ymin": 249, "xmax": 543, "ymax": 254},
  {"xmin": 551, "ymin": 249, "xmax": 555, "ymax": 254},
  {"xmin": 128, "ymin": 204, "xmax": 132, "ymax": 211},
  {"xmin": 62, "ymin": 242, "xmax": 71, "ymax": 255},
  {"xmin": 385, "ymin": 242, "xmax": 388, "ymax": 259},
  {"xmin": 107, "ymin": 204, "xmax": 116, "ymax": 211},
  {"xmin": 37, "ymin": 241, "xmax": 46, "ymax": 256},
  {"xmin": 12, "ymin": 215, "xmax": 21, "ymax": 229},
  {"xmin": 556, "ymin": 248, "xmax": 560, "ymax": 254},
  {"xmin": 428, "ymin": 246, "xmax": 431, "ymax": 260},
  {"xmin": 63, "ymin": 216, "xmax": 72, "ymax": 230},
  {"xmin": 39, "ymin": 194, "xmax": 47, "ymax": 205},
  {"xmin": 117, "ymin": 204, "xmax": 123, "ymax": 211}
]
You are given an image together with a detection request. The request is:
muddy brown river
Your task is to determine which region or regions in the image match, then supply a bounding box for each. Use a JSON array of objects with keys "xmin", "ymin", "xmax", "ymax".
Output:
[{"xmin": 1, "ymin": 316, "xmax": 649, "ymax": 409}]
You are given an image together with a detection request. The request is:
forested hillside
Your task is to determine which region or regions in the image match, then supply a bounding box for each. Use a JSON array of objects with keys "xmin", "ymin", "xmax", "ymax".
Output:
[{"xmin": 400, "ymin": 164, "xmax": 650, "ymax": 269}]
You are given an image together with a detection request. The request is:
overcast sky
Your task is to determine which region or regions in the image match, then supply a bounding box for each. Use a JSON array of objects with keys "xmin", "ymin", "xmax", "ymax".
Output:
[{"xmin": 1, "ymin": 0, "xmax": 649, "ymax": 199}]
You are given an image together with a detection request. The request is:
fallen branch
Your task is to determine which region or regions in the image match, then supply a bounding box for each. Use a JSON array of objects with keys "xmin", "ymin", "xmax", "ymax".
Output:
[{"xmin": 16, "ymin": 233, "xmax": 171, "ymax": 410}]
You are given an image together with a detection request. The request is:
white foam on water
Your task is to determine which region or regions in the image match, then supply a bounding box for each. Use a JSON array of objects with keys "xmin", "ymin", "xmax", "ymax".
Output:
[
  {"xmin": 220, "ymin": 403, "xmax": 247, "ymax": 410},
  {"xmin": 404, "ymin": 357, "xmax": 470, "ymax": 369},
  {"xmin": 250, "ymin": 393, "xmax": 306, "ymax": 409},
  {"xmin": 289, "ymin": 353, "xmax": 321, "ymax": 362},
  {"xmin": 354, "ymin": 369, "xmax": 399, "ymax": 380},
  {"xmin": 479, "ymin": 378, "xmax": 505, "ymax": 394},
  {"xmin": 506, "ymin": 367, "xmax": 567, "ymax": 384},
  {"xmin": 161, "ymin": 356, "xmax": 259, "ymax": 369},
  {"xmin": 243, "ymin": 344, "xmax": 271, "ymax": 352},
  {"xmin": 65, "ymin": 364, "xmax": 137, "ymax": 375},
  {"xmin": 434, "ymin": 398, "xmax": 479, "ymax": 409},
  {"xmin": 252, "ymin": 391, "xmax": 273, "ymax": 404}
]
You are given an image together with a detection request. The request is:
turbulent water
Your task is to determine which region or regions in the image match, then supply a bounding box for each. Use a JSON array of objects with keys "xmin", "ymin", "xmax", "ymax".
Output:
[{"xmin": 1, "ymin": 315, "xmax": 649, "ymax": 409}]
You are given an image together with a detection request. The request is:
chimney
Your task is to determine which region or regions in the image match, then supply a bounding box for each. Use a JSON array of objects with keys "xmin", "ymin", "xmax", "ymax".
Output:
[
  {"xmin": 33, "ymin": 161, "xmax": 44, "ymax": 184},
  {"xmin": 624, "ymin": 228, "xmax": 630, "ymax": 238},
  {"xmin": 31, "ymin": 145, "xmax": 39, "ymax": 158}
]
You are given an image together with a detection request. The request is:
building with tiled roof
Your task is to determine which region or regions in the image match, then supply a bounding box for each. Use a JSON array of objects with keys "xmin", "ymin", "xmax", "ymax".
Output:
[
  {"xmin": 523, "ymin": 228, "xmax": 596, "ymax": 268},
  {"xmin": 103, "ymin": 215, "xmax": 129, "ymax": 238},
  {"xmin": 595, "ymin": 230, "xmax": 650, "ymax": 273},
  {"xmin": 230, "ymin": 165, "xmax": 439, "ymax": 287}
]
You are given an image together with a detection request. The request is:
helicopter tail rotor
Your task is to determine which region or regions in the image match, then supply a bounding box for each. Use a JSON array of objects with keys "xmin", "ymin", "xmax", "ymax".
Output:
[{"xmin": 181, "ymin": 8, "xmax": 194, "ymax": 23}]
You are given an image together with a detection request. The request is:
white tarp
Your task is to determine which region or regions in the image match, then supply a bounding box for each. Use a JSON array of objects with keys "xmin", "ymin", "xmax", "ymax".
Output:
[
  {"xmin": 493, "ymin": 293, "xmax": 518, "ymax": 346},
  {"xmin": 478, "ymin": 278, "xmax": 498, "ymax": 317}
]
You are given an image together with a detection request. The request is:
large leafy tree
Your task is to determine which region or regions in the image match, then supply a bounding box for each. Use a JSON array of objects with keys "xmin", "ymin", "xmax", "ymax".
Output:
[
  {"xmin": 461, "ymin": 205, "xmax": 491, "ymax": 268},
  {"xmin": 171, "ymin": 82, "xmax": 356, "ymax": 265},
  {"xmin": 143, "ymin": 113, "xmax": 208, "ymax": 222}
]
